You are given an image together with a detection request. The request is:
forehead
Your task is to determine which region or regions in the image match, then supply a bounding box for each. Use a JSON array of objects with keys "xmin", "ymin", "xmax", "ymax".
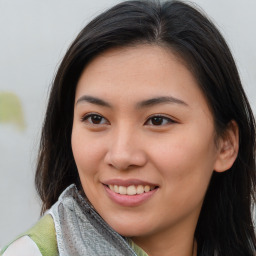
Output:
[{"xmin": 75, "ymin": 44, "xmax": 209, "ymax": 112}]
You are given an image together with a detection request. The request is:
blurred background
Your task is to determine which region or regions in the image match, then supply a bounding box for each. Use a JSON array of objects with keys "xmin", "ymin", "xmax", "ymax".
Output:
[{"xmin": 0, "ymin": 0, "xmax": 255, "ymax": 247}]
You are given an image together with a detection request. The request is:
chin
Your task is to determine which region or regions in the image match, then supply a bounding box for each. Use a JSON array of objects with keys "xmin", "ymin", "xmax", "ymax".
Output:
[
  {"xmin": 115, "ymin": 228, "xmax": 147, "ymax": 238},
  {"xmin": 106, "ymin": 218, "xmax": 151, "ymax": 237}
]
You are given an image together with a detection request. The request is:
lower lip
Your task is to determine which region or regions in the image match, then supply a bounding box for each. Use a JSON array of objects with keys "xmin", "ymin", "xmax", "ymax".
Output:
[{"xmin": 104, "ymin": 185, "xmax": 158, "ymax": 207}]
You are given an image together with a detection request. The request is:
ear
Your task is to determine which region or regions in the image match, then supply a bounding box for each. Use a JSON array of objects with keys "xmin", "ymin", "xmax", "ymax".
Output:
[{"xmin": 214, "ymin": 120, "xmax": 239, "ymax": 173}]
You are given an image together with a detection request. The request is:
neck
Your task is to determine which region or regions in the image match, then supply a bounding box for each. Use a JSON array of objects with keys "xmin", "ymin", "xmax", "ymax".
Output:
[
  {"xmin": 131, "ymin": 219, "xmax": 198, "ymax": 256},
  {"xmin": 133, "ymin": 236, "xmax": 197, "ymax": 256}
]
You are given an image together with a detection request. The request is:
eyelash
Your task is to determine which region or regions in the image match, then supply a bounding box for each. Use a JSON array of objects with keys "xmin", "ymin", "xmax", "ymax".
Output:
[
  {"xmin": 81, "ymin": 113, "xmax": 109, "ymax": 125},
  {"xmin": 145, "ymin": 114, "xmax": 175, "ymax": 126},
  {"xmin": 81, "ymin": 113, "xmax": 176, "ymax": 127}
]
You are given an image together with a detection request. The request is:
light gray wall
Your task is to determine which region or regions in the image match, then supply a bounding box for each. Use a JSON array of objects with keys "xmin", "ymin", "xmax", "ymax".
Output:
[{"xmin": 0, "ymin": 0, "xmax": 255, "ymax": 247}]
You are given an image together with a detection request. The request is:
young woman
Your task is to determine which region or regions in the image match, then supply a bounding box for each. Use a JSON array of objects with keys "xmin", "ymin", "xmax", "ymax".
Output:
[{"xmin": 1, "ymin": 0, "xmax": 255, "ymax": 255}]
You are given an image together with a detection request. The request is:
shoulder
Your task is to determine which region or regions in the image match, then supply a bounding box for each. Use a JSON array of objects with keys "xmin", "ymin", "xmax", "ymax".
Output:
[
  {"xmin": 1, "ymin": 236, "xmax": 42, "ymax": 256},
  {"xmin": 0, "ymin": 215, "xmax": 58, "ymax": 256}
]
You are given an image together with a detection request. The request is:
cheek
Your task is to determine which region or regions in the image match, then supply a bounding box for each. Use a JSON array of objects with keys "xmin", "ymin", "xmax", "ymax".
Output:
[
  {"xmin": 71, "ymin": 127, "xmax": 105, "ymax": 177},
  {"xmin": 71, "ymin": 128, "xmax": 108, "ymax": 201},
  {"xmin": 151, "ymin": 135, "xmax": 215, "ymax": 172},
  {"xmin": 150, "ymin": 128, "xmax": 216, "ymax": 197}
]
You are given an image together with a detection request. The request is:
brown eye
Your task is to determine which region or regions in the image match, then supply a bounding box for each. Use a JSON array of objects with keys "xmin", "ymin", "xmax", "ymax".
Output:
[
  {"xmin": 145, "ymin": 115, "xmax": 175, "ymax": 126},
  {"xmin": 151, "ymin": 117, "xmax": 164, "ymax": 125},
  {"xmin": 91, "ymin": 115, "xmax": 103, "ymax": 124},
  {"xmin": 81, "ymin": 114, "xmax": 109, "ymax": 125}
]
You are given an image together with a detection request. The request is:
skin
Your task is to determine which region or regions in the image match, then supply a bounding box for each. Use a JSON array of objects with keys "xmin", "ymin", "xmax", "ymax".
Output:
[{"xmin": 71, "ymin": 45, "xmax": 238, "ymax": 256}]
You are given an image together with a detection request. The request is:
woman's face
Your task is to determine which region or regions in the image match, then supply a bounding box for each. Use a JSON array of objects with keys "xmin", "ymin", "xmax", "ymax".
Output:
[{"xmin": 72, "ymin": 45, "xmax": 221, "ymax": 242}]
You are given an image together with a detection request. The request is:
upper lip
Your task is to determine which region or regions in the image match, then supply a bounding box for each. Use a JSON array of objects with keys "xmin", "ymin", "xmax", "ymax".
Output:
[{"xmin": 102, "ymin": 179, "xmax": 159, "ymax": 187}]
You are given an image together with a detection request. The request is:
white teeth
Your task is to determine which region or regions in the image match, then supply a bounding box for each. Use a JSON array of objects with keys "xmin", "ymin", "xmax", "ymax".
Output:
[
  {"xmin": 144, "ymin": 185, "xmax": 150, "ymax": 192},
  {"xmin": 136, "ymin": 185, "xmax": 144, "ymax": 194},
  {"xmin": 114, "ymin": 185, "xmax": 119, "ymax": 193},
  {"xmin": 127, "ymin": 185, "xmax": 136, "ymax": 195},
  {"xmin": 119, "ymin": 186, "xmax": 127, "ymax": 195},
  {"xmin": 108, "ymin": 184, "xmax": 156, "ymax": 195}
]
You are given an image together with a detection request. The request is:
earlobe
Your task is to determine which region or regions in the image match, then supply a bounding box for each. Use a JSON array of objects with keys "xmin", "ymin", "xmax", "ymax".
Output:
[{"xmin": 214, "ymin": 120, "xmax": 239, "ymax": 173}]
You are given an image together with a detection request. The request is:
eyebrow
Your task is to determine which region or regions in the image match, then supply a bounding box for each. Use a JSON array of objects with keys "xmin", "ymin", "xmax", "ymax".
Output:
[
  {"xmin": 136, "ymin": 96, "xmax": 189, "ymax": 108},
  {"xmin": 76, "ymin": 95, "xmax": 112, "ymax": 107},
  {"xmin": 76, "ymin": 95, "xmax": 188, "ymax": 108}
]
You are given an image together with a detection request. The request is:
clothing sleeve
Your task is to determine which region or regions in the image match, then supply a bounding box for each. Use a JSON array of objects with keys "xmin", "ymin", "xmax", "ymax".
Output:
[
  {"xmin": 2, "ymin": 236, "xmax": 42, "ymax": 256},
  {"xmin": 0, "ymin": 214, "xmax": 58, "ymax": 256}
]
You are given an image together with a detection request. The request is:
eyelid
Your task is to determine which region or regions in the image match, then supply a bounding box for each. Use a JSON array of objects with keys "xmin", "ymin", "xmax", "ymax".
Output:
[
  {"xmin": 80, "ymin": 112, "xmax": 177, "ymax": 126},
  {"xmin": 81, "ymin": 112, "xmax": 110, "ymax": 125},
  {"xmin": 144, "ymin": 114, "xmax": 177, "ymax": 126}
]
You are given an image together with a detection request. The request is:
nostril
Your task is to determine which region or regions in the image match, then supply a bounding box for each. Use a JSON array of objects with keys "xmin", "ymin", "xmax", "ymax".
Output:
[{"xmin": 104, "ymin": 147, "xmax": 147, "ymax": 171}]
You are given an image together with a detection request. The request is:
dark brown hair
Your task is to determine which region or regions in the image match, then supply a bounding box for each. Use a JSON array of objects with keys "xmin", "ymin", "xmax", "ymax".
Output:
[{"xmin": 35, "ymin": 1, "xmax": 256, "ymax": 255}]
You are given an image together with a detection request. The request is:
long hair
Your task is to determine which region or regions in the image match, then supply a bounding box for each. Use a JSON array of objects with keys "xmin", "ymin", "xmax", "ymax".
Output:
[{"xmin": 35, "ymin": 1, "xmax": 256, "ymax": 255}]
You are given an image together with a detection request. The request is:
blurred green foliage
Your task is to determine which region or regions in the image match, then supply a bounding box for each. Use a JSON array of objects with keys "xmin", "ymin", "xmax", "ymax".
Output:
[{"xmin": 0, "ymin": 92, "xmax": 26, "ymax": 130}]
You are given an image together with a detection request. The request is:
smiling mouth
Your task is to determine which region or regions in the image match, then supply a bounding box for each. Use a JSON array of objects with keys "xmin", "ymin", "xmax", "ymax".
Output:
[{"xmin": 107, "ymin": 184, "xmax": 157, "ymax": 196}]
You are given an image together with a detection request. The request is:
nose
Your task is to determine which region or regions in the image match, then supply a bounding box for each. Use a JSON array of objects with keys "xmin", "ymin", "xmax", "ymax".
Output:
[{"xmin": 104, "ymin": 127, "xmax": 147, "ymax": 170}]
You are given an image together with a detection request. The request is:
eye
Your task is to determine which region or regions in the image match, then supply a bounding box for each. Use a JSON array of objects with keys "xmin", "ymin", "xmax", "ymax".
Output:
[
  {"xmin": 81, "ymin": 113, "xmax": 109, "ymax": 125},
  {"xmin": 145, "ymin": 115, "xmax": 175, "ymax": 126}
]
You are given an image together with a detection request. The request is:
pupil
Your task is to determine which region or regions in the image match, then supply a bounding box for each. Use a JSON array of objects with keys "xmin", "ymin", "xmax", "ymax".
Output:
[
  {"xmin": 152, "ymin": 117, "xmax": 163, "ymax": 125},
  {"xmin": 92, "ymin": 115, "xmax": 102, "ymax": 124}
]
